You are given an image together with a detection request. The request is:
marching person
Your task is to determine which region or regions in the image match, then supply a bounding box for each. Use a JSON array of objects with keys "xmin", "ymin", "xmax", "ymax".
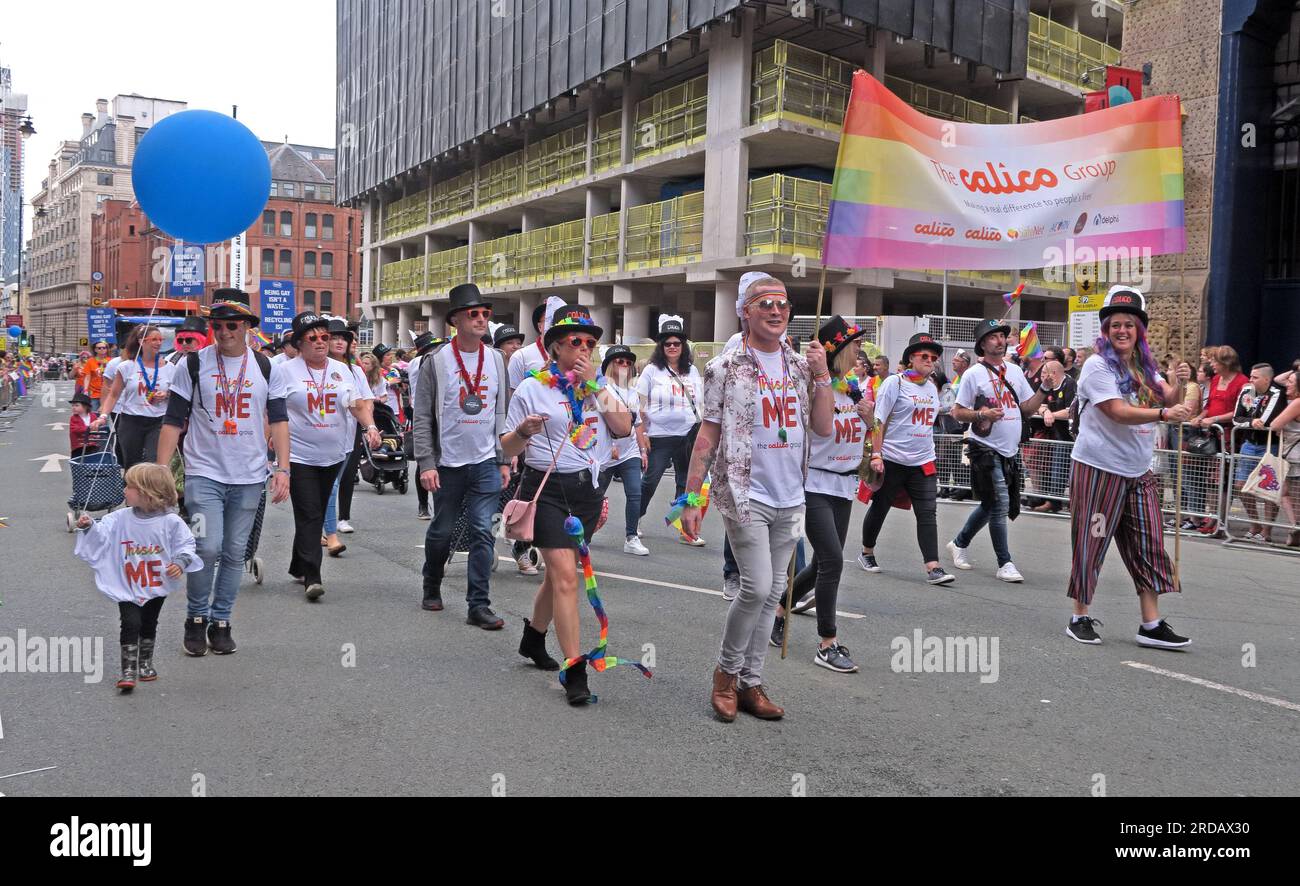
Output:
[
  {"xmin": 1065, "ymin": 287, "xmax": 1193, "ymax": 647},
  {"xmin": 168, "ymin": 316, "xmax": 209, "ymax": 365},
  {"xmin": 281, "ymin": 311, "xmax": 380, "ymax": 602},
  {"xmin": 405, "ymin": 330, "xmax": 441, "ymax": 521},
  {"xmin": 413, "ymin": 284, "xmax": 511, "ymax": 627},
  {"xmin": 270, "ymin": 332, "xmax": 297, "ymax": 366},
  {"xmin": 770, "ymin": 316, "xmax": 872, "ymax": 674},
  {"xmin": 371, "ymin": 343, "xmax": 405, "ymax": 417},
  {"xmin": 597, "ymin": 344, "xmax": 651, "ymax": 556},
  {"xmin": 322, "ymin": 318, "xmax": 378, "ymax": 541},
  {"xmin": 637, "ymin": 316, "xmax": 705, "ymax": 546},
  {"xmin": 501, "ymin": 305, "xmax": 634, "ymax": 704},
  {"xmin": 78, "ymin": 340, "xmax": 112, "ymax": 411},
  {"xmin": 858, "ymin": 333, "xmax": 955, "ymax": 586},
  {"xmin": 679, "ymin": 272, "xmax": 834, "ymax": 722},
  {"xmin": 159, "ymin": 289, "xmax": 291, "ymax": 656},
  {"xmin": 94, "ymin": 325, "xmax": 173, "ymax": 470},
  {"xmin": 946, "ymin": 318, "xmax": 1047, "ymax": 582},
  {"xmin": 507, "ymin": 299, "xmax": 561, "ymax": 393},
  {"xmin": 494, "ymin": 324, "xmax": 525, "ymax": 365}
]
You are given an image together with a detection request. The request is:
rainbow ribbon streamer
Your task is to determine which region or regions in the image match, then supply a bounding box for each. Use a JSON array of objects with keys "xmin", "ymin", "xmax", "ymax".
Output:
[
  {"xmin": 664, "ymin": 482, "xmax": 710, "ymax": 532},
  {"xmin": 1019, "ymin": 322, "xmax": 1043, "ymax": 361},
  {"xmin": 558, "ymin": 516, "xmax": 653, "ymax": 700},
  {"xmin": 1002, "ymin": 282, "xmax": 1026, "ymax": 309}
]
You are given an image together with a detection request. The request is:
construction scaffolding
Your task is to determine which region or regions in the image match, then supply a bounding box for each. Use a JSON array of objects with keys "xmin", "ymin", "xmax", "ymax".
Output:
[
  {"xmin": 426, "ymin": 245, "xmax": 469, "ymax": 296},
  {"xmin": 625, "ymin": 192, "xmax": 705, "ymax": 270},
  {"xmin": 633, "ymin": 74, "xmax": 708, "ymax": 160},
  {"xmin": 745, "ymin": 173, "xmax": 831, "ymax": 258},
  {"xmin": 1027, "ymin": 13, "xmax": 1122, "ymax": 87},
  {"xmin": 588, "ymin": 211, "xmax": 621, "ymax": 275},
  {"xmin": 751, "ymin": 39, "xmax": 853, "ymax": 130},
  {"xmin": 591, "ymin": 110, "xmax": 623, "ymax": 173},
  {"xmin": 884, "ymin": 74, "xmax": 1019, "ymax": 125},
  {"xmin": 376, "ymin": 255, "xmax": 424, "ymax": 301}
]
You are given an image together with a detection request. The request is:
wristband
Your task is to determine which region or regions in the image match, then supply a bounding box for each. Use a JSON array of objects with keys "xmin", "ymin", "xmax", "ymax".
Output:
[
  {"xmin": 273, "ymin": 467, "xmax": 290, "ymax": 475},
  {"xmin": 1158, "ymin": 408, "xmax": 1167, "ymax": 422},
  {"xmin": 814, "ymin": 376, "xmax": 832, "ymax": 388},
  {"xmin": 517, "ymin": 427, "xmax": 534, "ymax": 439}
]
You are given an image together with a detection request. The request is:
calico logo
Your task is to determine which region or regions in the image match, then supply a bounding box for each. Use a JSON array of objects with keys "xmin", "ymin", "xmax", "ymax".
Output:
[
  {"xmin": 914, "ymin": 221, "xmax": 956, "ymax": 238},
  {"xmin": 1073, "ymin": 212, "xmax": 1089, "ymax": 235},
  {"xmin": 964, "ymin": 227, "xmax": 1002, "ymax": 242}
]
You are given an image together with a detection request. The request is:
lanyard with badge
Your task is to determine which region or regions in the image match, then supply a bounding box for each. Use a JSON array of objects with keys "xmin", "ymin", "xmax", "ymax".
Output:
[
  {"xmin": 305, "ymin": 363, "xmax": 329, "ymax": 419},
  {"xmin": 746, "ymin": 339, "xmax": 791, "ymax": 443},
  {"xmin": 452, "ymin": 341, "xmax": 486, "ymax": 415},
  {"xmin": 137, "ymin": 353, "xmax": 163, "ymax": 404},
  {"xmin": 215, "ymin": 351, "xmax": 250, "ymax": 435}
]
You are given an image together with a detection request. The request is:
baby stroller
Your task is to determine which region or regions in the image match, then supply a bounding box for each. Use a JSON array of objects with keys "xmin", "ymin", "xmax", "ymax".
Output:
[
  {"xmin": 65, "ymin": 426, "xmax": 123, "ymax": 532},
  {"xmin": 359, "ymin": 401, "xmax": 409, "ymax": 495}
]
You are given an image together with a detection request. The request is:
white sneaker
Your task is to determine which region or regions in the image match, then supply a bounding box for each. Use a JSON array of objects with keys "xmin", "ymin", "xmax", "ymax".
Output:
[
  {"xmin": 679, "ymin": 532, "xmax": 706, "ymax": 547},
  {"xmin": 337, "ymin": 520, "xmax": 354, "ymax": 534},
  {"xmin": 722, "ymin": 574, "xmax": 740, "ymax": 602},
  {"xmin": 624, "ymin": 536, "xmax": 650, "ymax": 556},
  {"xmin": 515, "ymin": 550, "xmax": 540, "ymax": 576},
  {"xmin": 946, "ymin": 540, "xmax": 974, "ymax": 570},
  {"xmin": 996, "ymin": 562, "xmax": 1025, "ymax": 583}
]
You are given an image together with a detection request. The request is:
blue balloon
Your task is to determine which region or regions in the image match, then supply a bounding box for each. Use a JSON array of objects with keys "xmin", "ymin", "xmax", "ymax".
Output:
[
  {"xmin": 132, "ymin": 110, "xmax": 271, "ymax": 244},
  {"xmin": 1108, "ymin": 86, "xmax": 1135, "ymax": 107}
]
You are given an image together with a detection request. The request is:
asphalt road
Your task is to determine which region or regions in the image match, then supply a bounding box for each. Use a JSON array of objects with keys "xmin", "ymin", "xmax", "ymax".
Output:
[{"xmin": 1, "ymin": 381, "xmax": 1297, "ymax": 796}]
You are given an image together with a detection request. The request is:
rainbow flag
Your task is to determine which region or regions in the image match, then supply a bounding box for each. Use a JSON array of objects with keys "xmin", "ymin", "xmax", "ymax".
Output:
[
  {"xmin": 250, "ymin": 329, "xmax": 273, "ymax": 348},
  {"xmin": 822, "ymin": 71, "xmax": 1185, "ymax": 271},
  {"xmin": 1018, "ymin": 323, "xmax": 1043, "ymax": 361},
  {"xmin": 1002, "ymin": 283, "xmax": 1025, "ymax": 308}
]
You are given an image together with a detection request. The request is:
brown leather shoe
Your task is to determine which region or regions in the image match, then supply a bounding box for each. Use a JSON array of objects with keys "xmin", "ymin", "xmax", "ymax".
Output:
[
  {"xmin": 710, "ymin": 667, "xmax": 738, "ymax": 722},
  {"xmin": 738, "ymin": 684, "xmax": 785, "ymax": 720}
]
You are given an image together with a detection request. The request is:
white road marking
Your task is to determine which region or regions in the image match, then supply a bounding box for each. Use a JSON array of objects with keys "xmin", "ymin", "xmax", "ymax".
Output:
[
  {"xmin": 1122, "ymin": 661, "xmax": 1300, "ymax": 713},
  {"xmin": 30, "ymin": 453, "xmax": 70, "ymax": 473},
  {"xmin": 0, "ymin": 765, "xmax": 58, "ymax": 780}
]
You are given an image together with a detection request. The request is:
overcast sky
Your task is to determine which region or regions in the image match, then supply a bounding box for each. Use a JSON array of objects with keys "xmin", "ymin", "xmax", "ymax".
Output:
[{"xmin": 4, "ymin": 0, "xmax": 336, "ymax": 212}]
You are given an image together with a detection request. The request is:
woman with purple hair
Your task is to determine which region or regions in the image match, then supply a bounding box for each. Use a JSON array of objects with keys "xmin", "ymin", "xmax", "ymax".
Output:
[{"xmin": 1064, "ymin": 287, "xmax": 1194, "ymax": 648}]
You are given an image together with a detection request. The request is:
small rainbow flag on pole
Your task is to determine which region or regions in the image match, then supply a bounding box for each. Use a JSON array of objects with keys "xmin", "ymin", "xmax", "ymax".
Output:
[
  {"xmin": 250, "ymin": 329, "xmax": 273, "ymax": 348},
  {"xmin": 1002, "ymin": 282, "xmax": 1025, "ymax": 308},
  {"xmin": 1018, "ymin": 322, "xmax": 1043, "ymax": 361}
]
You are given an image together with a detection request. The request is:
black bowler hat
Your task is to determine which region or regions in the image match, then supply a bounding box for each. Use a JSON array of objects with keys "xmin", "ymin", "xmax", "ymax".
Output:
[
  {"xmin": 902, "ymin": 332, "xmax": 944, "ymax": 364},
  {"xmin": 69, "ymin": 391, "xmax": 93, "ymax": 409},
  {"xmin": 655, "ymin": 316, "xmax": 687, "ymax": 343},
  {"xmin": 1099, "ymin": 285, "xmax": 1149, "ymax": 327},
  {"xmin": 493, "ymin": 324, "xmax": 525, "ymax": 349},
  {"xmin": 289, "ymin": 311, "xmax": 329, "ymax": 346},
  {"xmin": 327, "ymin": 317, "xmax": 354, "ymax": 341},
  {"xmin": 178, "ymin": 315, "xmax": 209, "ymax": 336},
  {"xmin": 209, "ymin": 288, "xmax": 260, "ymax": 326},
  {"xmin": 601, "ymin": 344, "xmax": 636, "ymax": 374},
  {"xmin": 817, "ymin": 315, "xmax": 870, "ymax": 357},
  {"xmin": 543, "ymin": 305, "xmax": 604, "ymax": 347},
  {"xmin": 973, "ymin": 318, "xmax": 1013, "ymax": 357},
  {"xmin": 446, "ymin": 283, "xmax": 491, "ymax": 325}
]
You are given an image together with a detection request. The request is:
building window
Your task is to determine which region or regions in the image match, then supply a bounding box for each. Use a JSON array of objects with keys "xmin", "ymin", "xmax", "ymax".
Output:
[
  {"xmin": 278, "ymin": 249, "xmax": 292, "ymax": 276},
  {"xmin": 321, "ymin": 185, "xmax": 333, "ymax": 202},
  {"xmin": 305, "ymin": 213, "xmax": 318, "ymax": 239},
  {"xmin": 319, "ymin": 291, "xmax": 332, "ymax": 313},
  {"xmin": 262, "ymin": 210, "xmax": 275, "ymax": 236},
  {"xmin": 270, "ymin": 181, "xmax": 279, "ymax": 197},
  {"xmin": 305, "ymin": 184, "xmax": 317, "ymax": 200},
  {"xmin": 280, "ymin": 211, "xmax": 293, "ymax": 237},
  {"xmin": 283, "ymin": 182, "xmax": 296, "ymax": 198},
  {"xmin": 323, "ymin": 214, "xmax": 335, "ymax": 240},
  {"xmin": 304, "ymin": 290, "xmax": 316, "ymax": 308},
  {"xmin": 304, "ymin": 251, "xmax": 317, "ymax": 277},
  {"xmin": 97, "ymin": 173, "xmax": 114, "ymax": 186},
  {"xmin": 261, "ymin": 248, "xmax": 274, "ymax": 275}
]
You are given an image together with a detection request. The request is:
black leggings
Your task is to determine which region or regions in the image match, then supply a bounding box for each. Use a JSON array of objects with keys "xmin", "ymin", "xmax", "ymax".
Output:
[
  {"xmin": 289, "ymin": 460, "xmax": 344, "ymax": 585},
  {"xmin": 119, "ymin": 597, "xmax": 166, "ymax": 644},
  {"xmin": 861, "ymin": 459, "xmax": 940, "ymax": 564},
  {"xmin": 792, "ymin": 489, "xmax": 852, "ymax": 638},
  {"xmin": 337, "ymin": 430, "xmax": 365, "ymax": 521},
  {"xmin": 115, "ymin": 414, "xmax": 162, "ymax": 470}
]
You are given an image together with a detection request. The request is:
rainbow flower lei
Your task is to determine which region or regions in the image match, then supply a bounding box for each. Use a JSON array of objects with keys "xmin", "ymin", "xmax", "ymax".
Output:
[
  {"xmin": 832, "ymin": 372, "xmax": 865, "ymax": 403},
  {"xmin": 559, "ymin": 516, "xmax": 653, "ymax": 700},
  {"xmin": 528, "ymin": 362, "xmax": 605, "ymax": 451}
]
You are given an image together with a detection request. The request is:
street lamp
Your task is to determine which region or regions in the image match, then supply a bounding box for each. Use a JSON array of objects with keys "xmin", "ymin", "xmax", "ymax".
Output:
[{"xmin": 13, "ymin": 116, "xmax": 35, "ymax": 344}]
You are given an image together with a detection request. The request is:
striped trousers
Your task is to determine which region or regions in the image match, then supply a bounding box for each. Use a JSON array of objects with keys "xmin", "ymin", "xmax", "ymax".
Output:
[{"xmin": 1067, "ymin": 461, "xmax": 1181, "ymax": 606}]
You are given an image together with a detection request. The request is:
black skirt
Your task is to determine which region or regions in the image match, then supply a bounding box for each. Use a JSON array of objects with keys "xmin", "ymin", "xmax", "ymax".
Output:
[{"xmin": 516, "ymin": 465, "xmax": 604, "ymax": 550}]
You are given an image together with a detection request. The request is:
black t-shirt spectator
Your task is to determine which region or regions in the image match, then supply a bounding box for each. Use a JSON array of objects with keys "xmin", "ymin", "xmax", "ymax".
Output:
[
  {"xmin": 1030, "ymin": 374, "xmax": 1077, "ymax": 441},
  {"xmin": 1233, "ymin": 381, "xmax": 1287, "ymax": 447}
]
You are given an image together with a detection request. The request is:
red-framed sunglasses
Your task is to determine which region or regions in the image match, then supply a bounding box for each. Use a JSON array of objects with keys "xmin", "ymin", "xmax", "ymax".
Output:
[{"xmin": 565, "ymin": 336, "xmax": 598, "ymax": 351}]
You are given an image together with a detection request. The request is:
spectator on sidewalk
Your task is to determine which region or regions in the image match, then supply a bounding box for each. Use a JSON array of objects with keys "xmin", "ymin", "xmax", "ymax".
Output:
[
  {"xmin": 1232, "ymin": 363, "xmax": 1288, "ymax": 542},
  {"xmin": 1191, "ymin": 346, "xmax": 1247, "ymax": 535},
  {"xmin": 1026, "ymin": 359, "xmax": 1076, "ymax": 512}
]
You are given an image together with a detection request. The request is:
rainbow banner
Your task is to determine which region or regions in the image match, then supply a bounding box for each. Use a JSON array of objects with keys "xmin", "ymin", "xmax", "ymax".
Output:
[
  {"xmin": 1019, "ymin": 322, "xmax": 1043, "ymax": 361},
  {"xmin": 823, "ymin": 71, "xmax": 1185, "ymax": 271}
]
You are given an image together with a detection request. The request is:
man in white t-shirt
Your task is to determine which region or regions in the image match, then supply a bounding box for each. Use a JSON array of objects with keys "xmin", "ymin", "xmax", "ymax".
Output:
[
  {"xmin": 412, "ymin": 284, "xmax": 511, "ymax": 629},
  {"xmin": 948, "ymin": 318, "xmax": 1047, "ymax": 583},
  {"xmin": 507, "ymin": 299, "xmax": 561, "ymax": 393},
  {"xmin": 157, "ymin": 288, "xmax": 292, "ymax": 658},
  {"xmin": 680, "ymin": 272, "xmax": 834, "ymax": 724}
]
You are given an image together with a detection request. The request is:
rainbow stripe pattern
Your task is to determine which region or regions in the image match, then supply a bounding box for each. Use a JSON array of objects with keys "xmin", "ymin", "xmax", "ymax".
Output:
[
  {"xmin": 823, "ymin": 71, "xmax": 1185, "ymax": 271},
  {"xmin": 1019, "ymin": 322, "xmax": 1043, "ymax": 361}
]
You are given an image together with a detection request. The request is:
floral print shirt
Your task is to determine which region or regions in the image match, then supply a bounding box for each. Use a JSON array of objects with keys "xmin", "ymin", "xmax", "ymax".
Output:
[{"xmin": 701, "ymin": 340, "xmax": 813, "ymax": 524}]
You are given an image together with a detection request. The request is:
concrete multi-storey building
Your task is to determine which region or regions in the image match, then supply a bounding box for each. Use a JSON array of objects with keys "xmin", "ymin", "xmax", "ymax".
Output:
[
  {"xmin": 338, "ymin": 1, "xmax": 1138, "ymax": 357},
  {"xmin": 27, "ymin": 95, "xmax": 186, "ymax": 353},
  {"xmin": 1, "ymin": 65, "xmax": 30, "ymax": 292}
]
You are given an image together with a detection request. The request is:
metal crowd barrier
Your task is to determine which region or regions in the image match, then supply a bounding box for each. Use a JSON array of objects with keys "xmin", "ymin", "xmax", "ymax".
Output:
[
  {"xmin": 0, "ymin": 374, "xmax": 15, "ymax": 411},
  {"xmin": 931, "ymin": 424, "xmax": 1300, "ymax": 555}
]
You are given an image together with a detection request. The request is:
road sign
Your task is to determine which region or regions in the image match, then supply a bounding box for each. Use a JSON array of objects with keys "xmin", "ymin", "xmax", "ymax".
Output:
[
  {"xmin": 3, "ymin": 314, "xmax": 21, "ymax": 327},
  {"xmin": 87, "ymin": 308, "xmax": 117, "ymax": 344},
  {"xmin": 91, "ymin": 284, "xmax": 103, "ymax": 294},
  {"xmin": 91, "ymin": 271, "xmax": 104, "ymax": 282},
  {"xmin": 79, "ymin": 337, "xmax": 89, "ymax": 347}
]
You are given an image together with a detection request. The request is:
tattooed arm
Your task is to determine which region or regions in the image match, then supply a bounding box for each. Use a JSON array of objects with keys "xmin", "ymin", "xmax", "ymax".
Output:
[{"xmin": 679, "ymin": 420, "xmax": 720, "ymax": 539}]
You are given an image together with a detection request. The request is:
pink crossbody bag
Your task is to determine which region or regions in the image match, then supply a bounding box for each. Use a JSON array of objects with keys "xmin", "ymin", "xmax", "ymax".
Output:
[{"xmin": 501, "ymin": 430, "xmax": 564, "ymax": 543}]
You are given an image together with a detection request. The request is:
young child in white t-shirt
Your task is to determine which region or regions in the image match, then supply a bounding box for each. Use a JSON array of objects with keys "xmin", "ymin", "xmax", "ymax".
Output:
[{"xmin": 75, "ymin": 463, "xmax": 202, "ymax": 692}]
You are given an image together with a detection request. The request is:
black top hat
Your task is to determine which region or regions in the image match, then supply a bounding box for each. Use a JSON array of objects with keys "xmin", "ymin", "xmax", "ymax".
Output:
[
  {"xmin": 493, "ymin": 325, "xmax": 525, "ymax": 349},
  {"xmin": 655, "ymin": 317, "xmax": 687, "ymax": 343},
  {"xmin": 178, "ymin": 315, "xmax": 209, "ymax": 336},
  {"xmin": 1099, "ymin": 285, "xmax": 1149, "ymax": 327},
  {"xmin": 209, "ymin": 289, "xmax": 260, "ymax": 326},
  {"xmin": 372, "ymin": 343, "xmax": 393, "ymax": 360},
  {"xmin": 973, "ymin": 318, "xmax": 1013, "ymax": 357},
  {"xmin": 446, "ymin": 283, "xmax": 491, "ymax": 324},
  {"xmin": 902, "ymin": 332, "xmax": 945, "ymax": 364},
  {"xmin": 289, "ymin": 311, "xmax": 329, "ymax": 346},
  {"xmin": 817, "ymin": 315, "xmax": 870, "ymax": 358},
  {"xmin": 601, "ymin": 344, "xmax": 636, "ymax": 374},
  {"xmin": 69, "ymin": 391, "xmax": 93, "ymax": 409},
  {"xmin": 543, "ymin": 305, "xmax": 604, "ymax": 348},
  {"xmin": 413, "ymin": 331, "xmax": 439, "ymax": 354},
  {"xmin": 531, "ymin": 301, "xmax": 549, "ymax": 332}
]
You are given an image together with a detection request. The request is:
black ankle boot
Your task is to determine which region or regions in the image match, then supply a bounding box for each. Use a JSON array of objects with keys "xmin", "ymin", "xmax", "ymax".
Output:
[
  {"xmin": 518, "ymin": 619, "xmax": 560, "ymax": 671},
  {"xmin": 563, "ymin": 661, "xmax": 592, "ymax": 705},
  {"xmin": 117, "ymin": 643, "xmax": 139, "ymax": 692},
  {"xmin": 138, "ymin": 639, "xmax": 157, "ymax": 682}
]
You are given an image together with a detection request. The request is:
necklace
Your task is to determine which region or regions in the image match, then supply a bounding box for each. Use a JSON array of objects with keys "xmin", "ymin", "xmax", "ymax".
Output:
[
  {"xmin": 529, "ymin": 362, "xmax": 605, "ymax": 451},
  {"xmin": 305, "ymin": 360, "xmax": 329, "ymax": 417},
  {"xmin": 137, "ymin": 353, "xmax": 162, "ymax": 403},
  {"xmin": 746, "ymin": 338, "xmax": 790, "ymax": 443},
  {"xmin": 451, "ymin": 340, "xmax": 485, "ymax": 415},
  {"xmin": 902, "ymin": 368, "xmax": 930, "ymax": 385},
  {"xmin": 832, "ymin": 372, "xmax": 864, "ymax": 403}
]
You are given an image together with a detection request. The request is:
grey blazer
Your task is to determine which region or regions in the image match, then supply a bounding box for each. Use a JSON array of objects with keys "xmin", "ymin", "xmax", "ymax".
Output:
[{"xmin": 412, "ymin": 343, "xmax": 509, "ymax": 473}]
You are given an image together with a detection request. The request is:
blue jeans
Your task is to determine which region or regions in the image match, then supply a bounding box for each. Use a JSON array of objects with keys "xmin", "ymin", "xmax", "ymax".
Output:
[
  {"xmin": 598, "ymin": 457, "xmax": 643, "ymax": 537},
  {"xmin": 954, "ymin": 457, "xmax": 1013, "ymax": 566},
  {"xmin": 638, "ymin": 428, "xmax": 697, "ymax": 519},
  {"xmin": 184, "ymin": 475, "xmax": 265, "ymax": 622},
  {"xmin": 323, "ymin": 462, "xmax": 344, "ymax": 535},
  {"xmin": 421, "ymin": 459, "xmax": 502, "ymax": 609}
]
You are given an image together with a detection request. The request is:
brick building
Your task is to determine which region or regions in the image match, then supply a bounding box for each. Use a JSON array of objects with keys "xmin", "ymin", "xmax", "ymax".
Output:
[{"xmin": 90, "ymin": 198, "xmax": 153, "ymax": 301}]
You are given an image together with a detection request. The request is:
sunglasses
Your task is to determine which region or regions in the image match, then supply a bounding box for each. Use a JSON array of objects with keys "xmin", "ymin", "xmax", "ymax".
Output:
[
  {"xmin": 213, "ymin": 321, "xmax": 245, "ymax": 332},
  {"xmin": 565, "ymin": 336, "xmax": 598, "ymax": 351},
  {"xmin": 751, "ymin": 298, "xmax": 791, "ymax": 313},
  {"xmin": 913, "ymin": 353, "xmax": 937, "ymax": 361},
  {"xmin": 177, "ymin": 336, "xmax": 202, "ymax": 346},
  {"xmin": 611, "ymin": 357, "xmax": 634, "ymax": 365},
  {"xmin": 464, "ymin": 308, "xmax": 493, "ymax": 320},
  {"xmin": 663, "ymin": 340, "xmax": 683, "ymax": 348},
  {"xmin": 301, "ymin": 332, "xmax": 329, "ymax": 343}
]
